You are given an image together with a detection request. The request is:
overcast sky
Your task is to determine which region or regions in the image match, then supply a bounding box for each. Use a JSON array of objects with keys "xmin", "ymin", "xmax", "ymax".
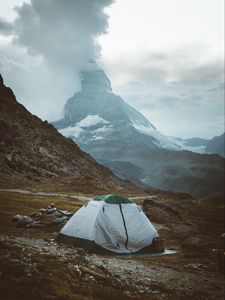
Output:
[{"xmin": 0, "ymin": 0, "xmax": 224, "ymax": 138}]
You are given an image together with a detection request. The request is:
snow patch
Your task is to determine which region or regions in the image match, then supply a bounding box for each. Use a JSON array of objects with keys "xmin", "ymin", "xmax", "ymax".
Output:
[
  {"xmin": 131, "ymin": 116, "xmax": 155, "ymax": 130},
  {"xmin": 131, "ymin": 119, "xmax": 207, "ymax": 153},
  {"xmin": 59, "ymin": 116, "xmax": 113, "ymax": 141},
  {"xmin": 90, "ymin": 136, "xmax": 103, "ymax": 141},
  {"xmin": 59, "ymin": 126, "xmax": 84, "ymax": 139},
  {"xmin": 131, "ymin": 122, "xmax": 155, "ymax": 135},
  {"xmin": 131, "ymin": 121, "xmax": 181, "ymax": 150},
  {"xmin": 94, "ymin": 125, "xmax": 114, "ymax": 133},
  {"xmin": 76, "ymin": 115, "xmax": 110, "ymax": 128}
]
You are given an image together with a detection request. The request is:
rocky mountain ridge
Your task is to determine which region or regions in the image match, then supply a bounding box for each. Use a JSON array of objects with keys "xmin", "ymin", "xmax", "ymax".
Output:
[
  {"xmin": 53, "ymin": 69, "xmax": 224, "ymax": 198},
  {"xmin": 0, "ymin": 74, "xmax": 136, "ymax": 193}
]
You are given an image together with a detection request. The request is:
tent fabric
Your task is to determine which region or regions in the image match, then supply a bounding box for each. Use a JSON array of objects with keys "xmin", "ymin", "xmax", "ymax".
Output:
[
  {"xmin": 94, "ymin": 194, "xmax": 133, "ymax": 204},
  {"xmin": 58, "ymin": 195, "xmax": 159, "ymax": 254}
]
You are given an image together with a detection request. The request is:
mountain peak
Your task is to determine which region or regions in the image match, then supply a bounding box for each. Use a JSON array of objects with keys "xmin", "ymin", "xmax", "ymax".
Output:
[
  {"xmin": 53, "ymin": 68, "xmax": 157, "ymax": 131},
  {"xmin": 80, "ymin": 69, "xmax": 112, "ymax": 92}
]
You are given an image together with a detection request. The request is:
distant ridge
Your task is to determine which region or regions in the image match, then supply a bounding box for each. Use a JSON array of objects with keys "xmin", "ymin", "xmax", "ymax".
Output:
[{"xmin": 53, "ymin": 69, "xmax": 225, "ymax": 198}]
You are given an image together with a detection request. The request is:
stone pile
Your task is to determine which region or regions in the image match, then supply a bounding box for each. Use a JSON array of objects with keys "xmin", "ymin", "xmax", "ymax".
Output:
[{"xmin": 12, "ymin": 203, "xmax": 74, "ymax": 227}]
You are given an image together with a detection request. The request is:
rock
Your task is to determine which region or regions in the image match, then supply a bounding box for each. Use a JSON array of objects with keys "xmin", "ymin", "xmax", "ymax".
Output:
[
  {"xmin": 12, "ymin": 205, "xmax": 74, "ymax": 227},
  {"xmin": 57, "ymin": 210, "xmax": 74, "ymax": 217},
  {"xmin": 76, "ymin": 248, "xmax": 86, "ymax": 256},
  {"xmin": 53, "ymin": 216, "xmax": 68, "ymax": 224},
  {"xmin": 79, "ymin": 265, "xmax": 106, "ymax": 281},
  {"xmin": 54, "ymin": 211, "xmax": 64, "ymax": 218},
  {"xmin": 12, "ymin": 215, "xmax": 23, "ymax": 222},
  {"xmin": 18, "ymin": 216, "xmax": 33, "ymax": 226},
  {"xmin": 46, "ymin": 207, "xmax": 57, "ymax": 214},
  {"xmin": 26, "ymin": 221, "xmax": 45, "ymax": 228},
  {"xmin": 143, "ymin": 199, "xmax": 181, "ymax": 224},
  {"xmin": 172, "ymin": 224, "xmax": 196, "ymax": 240},
  {"xmin": 33, "ymin": 213, "xmax": 42, "ymax": 221},
  {"xmin": 74, "ymin": 265, "xmax": 81, "ymax": 276}
]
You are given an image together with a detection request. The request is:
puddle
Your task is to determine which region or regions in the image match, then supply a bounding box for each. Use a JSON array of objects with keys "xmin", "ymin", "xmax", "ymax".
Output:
[{"xmin": 115, "ymin": 249, "xmax": 177, "ymax": 259}]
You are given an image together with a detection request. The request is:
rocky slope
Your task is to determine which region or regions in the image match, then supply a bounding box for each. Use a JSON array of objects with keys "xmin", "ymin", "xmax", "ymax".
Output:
[
  {"xmin": 0, "ymin": 74, "xmax": 136, "ymax": 193},
  {"xmin": 53, "ymin": 69, "xmax": 224, "ymax": 198},
  {"xmin": 205, "ymin": 133, "xmax": 225, "ymax": 157}
]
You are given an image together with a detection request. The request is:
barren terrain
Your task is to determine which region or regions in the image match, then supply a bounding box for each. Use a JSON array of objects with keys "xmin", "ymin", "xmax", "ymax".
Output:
[{"xmin": 0, "ymin": 190, "xmax": 224, "ymax": 300}]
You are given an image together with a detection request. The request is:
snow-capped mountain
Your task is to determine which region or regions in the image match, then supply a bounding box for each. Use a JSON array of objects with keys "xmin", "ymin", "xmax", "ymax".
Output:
[
  {"xmin": 54, "ymin": 69, "xmax": 183, "ymax": 151},
  {"xmin": 53, "ymin": 69, "xmax": 224, "ymax": 198}
]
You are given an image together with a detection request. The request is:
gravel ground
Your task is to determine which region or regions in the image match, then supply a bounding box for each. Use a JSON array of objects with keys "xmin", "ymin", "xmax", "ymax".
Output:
[
  {"xmin": 0, "ymin": 191, "xmax": 224, "ymax": 300},
  {"xmin": 0, "ymin": 234, "xmax": 224, "ymax": 300}
]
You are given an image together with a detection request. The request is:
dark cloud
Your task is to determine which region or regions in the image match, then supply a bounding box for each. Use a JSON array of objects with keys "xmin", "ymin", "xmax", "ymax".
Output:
[
  {"xmin": 0, "ymin": 0, "xmax": 113, "ymax": 120},
  {"xmin": 0, "ymin": 18, "xmax": 13, "ymax": 36},
  {"xmin": 13, "ymin": 0, "xmax": 113, "ymax": 70}
]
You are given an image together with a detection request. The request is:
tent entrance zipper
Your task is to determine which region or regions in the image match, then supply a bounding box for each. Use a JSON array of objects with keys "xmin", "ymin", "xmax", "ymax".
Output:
[{"xmin": 119, "ymin": 204, "xmax": 132, "ymax": 253}]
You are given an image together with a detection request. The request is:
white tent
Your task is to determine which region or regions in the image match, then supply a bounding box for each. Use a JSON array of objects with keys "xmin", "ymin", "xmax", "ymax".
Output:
[{"xmin": 57, "ymin": 194, "xmax": 159, "ymax": 254}]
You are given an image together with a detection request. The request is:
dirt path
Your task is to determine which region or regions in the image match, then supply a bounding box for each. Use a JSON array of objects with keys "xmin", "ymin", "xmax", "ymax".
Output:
[
  {"xmin": 0, "ymin": 188, "xmax": 155, "ymax": 202},
  {"xmin": 0, "ymin": 188, "xmax": 94, "ymax": 201}
]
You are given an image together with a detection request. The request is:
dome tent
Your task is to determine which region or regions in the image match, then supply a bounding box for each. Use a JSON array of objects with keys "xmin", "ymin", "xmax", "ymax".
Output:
[{"xmin": 57, "ymin": 194, "xmax": 160, "ymax": 254}]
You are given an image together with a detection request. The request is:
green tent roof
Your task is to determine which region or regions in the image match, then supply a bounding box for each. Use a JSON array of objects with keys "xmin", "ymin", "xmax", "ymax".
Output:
[{"xmin": 94, "ymin": 194, "xmax": 133, "ymax": 204}]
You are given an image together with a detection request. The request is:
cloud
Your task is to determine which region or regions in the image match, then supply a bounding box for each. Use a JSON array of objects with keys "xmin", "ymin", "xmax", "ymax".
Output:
[
  {"xmin": 13, "ymin": 0, "xmax": 113, "ymax": 69},
  {"xmin": 104, "ymin": 47, "xmax": 224, "ymax": 138},
  {"xmin": 0, "ymin": 0, "xmax": 113, "ymax": 120},
  {"xmin": 0, "ymin": 1, "xmax": 223, "ymax": 138},
  {"xmin": 0, "ymin": 18, "xmax": 13, "ymax": 36}
]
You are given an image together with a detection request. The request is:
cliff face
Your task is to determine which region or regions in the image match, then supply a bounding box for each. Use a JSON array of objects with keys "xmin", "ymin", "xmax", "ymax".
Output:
[{"xmin": 0, "ymin": 74, "xmax": 135, "ymax": 193}]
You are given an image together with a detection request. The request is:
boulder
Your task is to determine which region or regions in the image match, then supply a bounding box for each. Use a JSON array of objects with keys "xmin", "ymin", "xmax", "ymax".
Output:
[
  {"xmin": 172, "ymin": 224, "xmax": 196, "ymax": 240},
  {"xmin": 12, "ymin": 205, "xmax": 74, "ymax": 227}
]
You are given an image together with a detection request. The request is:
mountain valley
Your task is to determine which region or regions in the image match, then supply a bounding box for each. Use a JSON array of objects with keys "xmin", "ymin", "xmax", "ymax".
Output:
[{"xmin": 53, "ymin": 69, "xmax": 224, "ymax": 198}]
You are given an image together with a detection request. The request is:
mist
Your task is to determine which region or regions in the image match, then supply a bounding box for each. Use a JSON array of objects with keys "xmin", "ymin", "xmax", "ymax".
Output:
[{"xmin": 0, "ymin": 0, "xmax": 113, "ymax": 121}]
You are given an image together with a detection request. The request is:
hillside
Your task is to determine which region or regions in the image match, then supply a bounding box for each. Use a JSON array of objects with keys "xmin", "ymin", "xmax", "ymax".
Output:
[
  {"xmin": 205, "ymin": 133, "xmax": 225, "ymax": 157},
  {"xmin": 0, "ymin": 74, "xmax": 137, "ymax": 194}
]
